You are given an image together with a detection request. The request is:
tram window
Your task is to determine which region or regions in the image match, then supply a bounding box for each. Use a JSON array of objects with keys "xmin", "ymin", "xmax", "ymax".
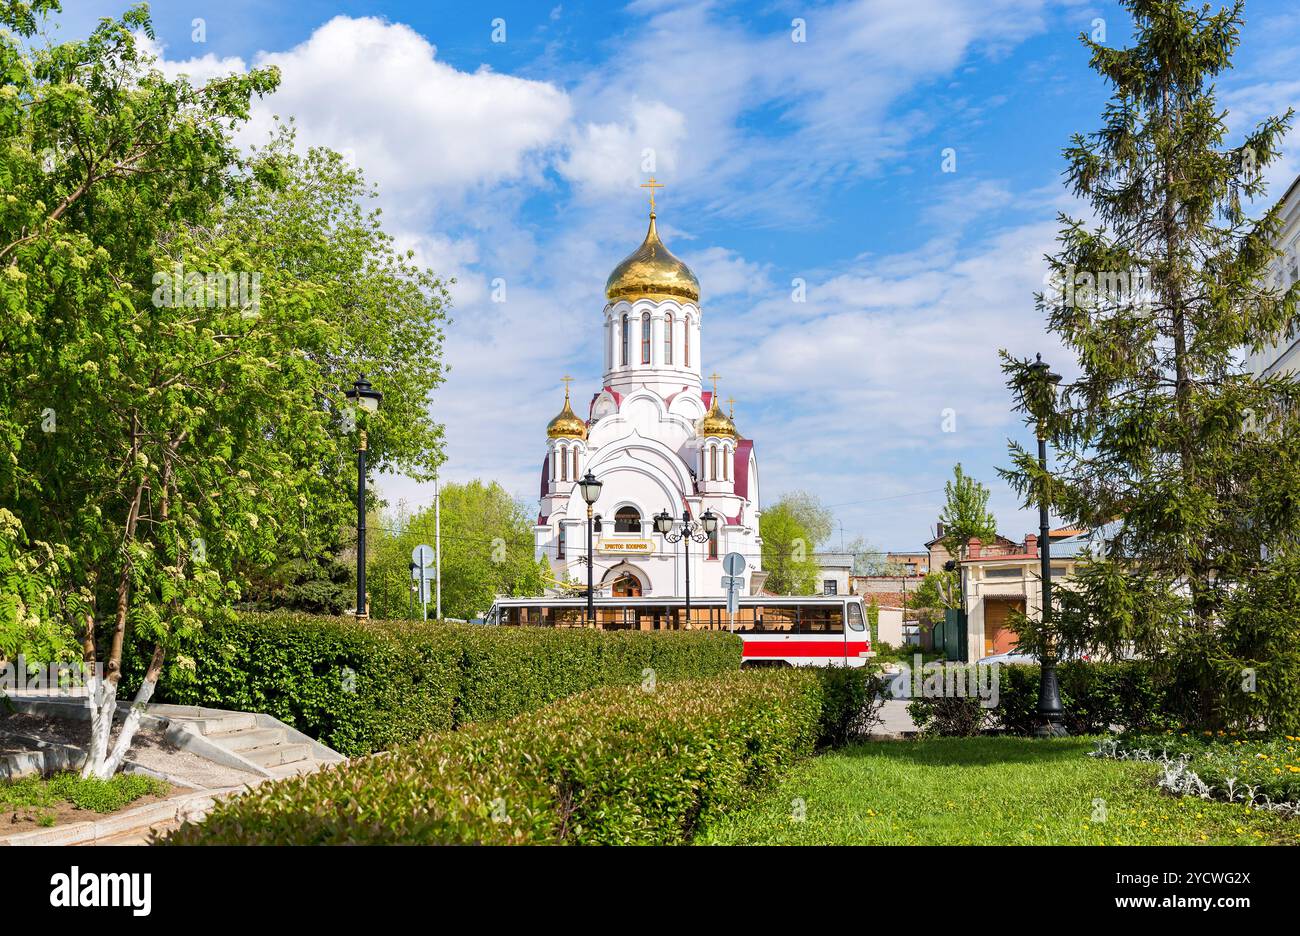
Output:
[
  {"xmin": 761, "ymin": 606, "xmax": 797, "ymax": 632},
  {"xmin": 554, "ymin": 608, "xmax": 584, "ymax": 628},
  {"xmin": 847, "ymin": 602, "xmax": 865, "ymax": 632},
  {"xmin": 797, "ymin": 604, "xmax": 845, "ymax": 633}
]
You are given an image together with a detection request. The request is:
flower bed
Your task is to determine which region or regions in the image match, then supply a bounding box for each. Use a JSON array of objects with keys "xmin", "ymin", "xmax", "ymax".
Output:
[{"xmin": 1091, "ymin": 732, "xmax": 1300, "ymax": 815}]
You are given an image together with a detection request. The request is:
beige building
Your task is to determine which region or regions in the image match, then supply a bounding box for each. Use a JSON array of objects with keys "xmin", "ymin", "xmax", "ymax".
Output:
[{"xmin": 957, "ymin": 531, "xmax": 1090, "ymax": 661}]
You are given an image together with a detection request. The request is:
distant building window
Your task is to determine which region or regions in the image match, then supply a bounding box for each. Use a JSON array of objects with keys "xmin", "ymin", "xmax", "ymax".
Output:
[
  {"xmin": 664, "ymin": 313, "xmax": 673, "ymax": 364},
  {"xmin": 557, "ymin": 524, "xmax": 566, "ymax": 560},
  {"xmin": 684, "ymin": 316, "xmax": 691, "ymax": 367},
  {"xmin": 560, "ymin": 447, "xmax": 568, "ymax": 482},
  {"xmin": 614, "ymin": 507, "xmax": 641, "ymax": 533},
  {"xmin": 710, "ymin": 446, "xmax": 718, "ymax": 481},
  {"xmin": 572, "ymin": 448, "xmax": 578, "ymax": 481},
  {"xmin": 824, "ymin": 580, "xmax": 838, "ymax": 595},
  {"xmin": 621, "ymin": 314, "xmax": 629, "ymax": 365},
  {"xmin": 708, "ymin": 527, "xmax": 719, "ymax": 559},
  {"xmin": 641, "ymin": 312, "xmax": 651, "ymax": 364}
]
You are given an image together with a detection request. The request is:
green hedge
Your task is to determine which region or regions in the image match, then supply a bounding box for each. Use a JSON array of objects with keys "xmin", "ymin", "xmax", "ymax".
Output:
[
  {"xmin": 994, "ymin": 661, "xmax": 1180, "ymax": 735},
  {"xmin": 125, "ymin": 612, "xmax": 742, "ymax": 756},
  {"xmin": 165, "ymin": 668, "xmax": 867, "ymax": 845},
  {"xmin": 905, "ymin": 660, "xmax": 1181, "ymax": 736}
]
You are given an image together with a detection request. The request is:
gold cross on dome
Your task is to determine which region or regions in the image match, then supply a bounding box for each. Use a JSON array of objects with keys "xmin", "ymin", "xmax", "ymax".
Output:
[
  {"xmin": 640, "ymin": 177, "xmax": 664, "ymax": 213},
  {"xmin": 726, "ymin": 396, "xmax": 736, "ymax": 419},
  {"xmin": 561, "ymin": 375, "xmax": 574, "ymax": 398}
]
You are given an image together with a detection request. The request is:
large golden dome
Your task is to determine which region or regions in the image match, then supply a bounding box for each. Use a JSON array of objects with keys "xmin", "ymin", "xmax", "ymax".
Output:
[
  {"xmin": 546, "ymin": 386, "xmax": 587, "ymax": 440},
  {"xmin": 605, "ymin": 212, "xmax": 700, "ymax": 304}
]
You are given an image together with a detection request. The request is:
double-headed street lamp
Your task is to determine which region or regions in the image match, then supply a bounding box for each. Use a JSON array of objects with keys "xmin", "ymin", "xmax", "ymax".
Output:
[
  {"xmin": 578, "ymin": 471, "xmax": 603, "ymax": 626},
  {"xmin": 345, "ymin": 376, "xmax": 383, "ymax": 619},
  {"xmin": 653, "ymin": 507, "xmax": 718, "ymax": 628},
  {"xmin": 1028, "ymin": 353, "xmax": 1066, "ymax": 737}
]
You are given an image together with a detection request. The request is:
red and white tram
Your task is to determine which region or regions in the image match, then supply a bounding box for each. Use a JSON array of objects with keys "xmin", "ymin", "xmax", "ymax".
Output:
[{"xmin": 485, "ymin": 595, "xmax": 873, "ymax": 667}]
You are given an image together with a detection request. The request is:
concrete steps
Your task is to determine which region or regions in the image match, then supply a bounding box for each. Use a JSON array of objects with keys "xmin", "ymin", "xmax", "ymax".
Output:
[{"xmin": 149, "ymin": 705, "xmax": 345, "ymax": 781}]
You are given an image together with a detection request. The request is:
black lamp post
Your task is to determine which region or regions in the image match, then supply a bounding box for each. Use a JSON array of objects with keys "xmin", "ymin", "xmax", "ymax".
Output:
[
  {"xmin": 344, "ymin": 376, "xmax": 382, "ymax": 618},
  {"xmin": 578, "ymin": 471, "xmax": 603, "ymax": 626},
  {"xmin": 1028, "ymin": 354, "xmax": 1066, "ymax": 737},
  {"xmin": 654, "ymin": 507, "xmax": 718, "ymax": 628}
]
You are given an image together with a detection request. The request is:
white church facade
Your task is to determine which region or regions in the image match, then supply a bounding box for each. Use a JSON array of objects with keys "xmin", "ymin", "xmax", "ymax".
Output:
[{"xmin": 535, "ymin": 184, "xmax": 764, "ymax": 599}]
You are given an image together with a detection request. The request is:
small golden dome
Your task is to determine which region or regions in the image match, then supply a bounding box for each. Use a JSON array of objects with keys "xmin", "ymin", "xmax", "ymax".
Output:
[
  {"xmin": 699, "ymin": 391, "xmax": 738, "ymax": 440},
  {"xmin": 605, "ymin": 212, "xmax": 700, "ymax": 304},
  {"xmin": 547, "ymin": 385, "xmax": 587, "ymax": 440}
]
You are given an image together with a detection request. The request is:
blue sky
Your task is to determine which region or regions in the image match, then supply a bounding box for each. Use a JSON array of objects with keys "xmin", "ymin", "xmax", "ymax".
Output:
[{"xmin": 51, "ymin": 0, "xmax": 1300, "ymax": 552}]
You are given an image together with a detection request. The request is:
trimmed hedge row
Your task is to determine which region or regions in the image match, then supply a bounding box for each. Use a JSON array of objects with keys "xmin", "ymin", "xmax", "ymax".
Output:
[
  {"xmin": 907, "ymin": 661, "xmax": 1181, "ymax": 736},
  {"xmin": 165, "ymin": 668, "xmax": 862, "ymax": 845},
  {"xmin": 125, "ymin": 612, "xmax": 742, "ymax": 756},
  {"xmin": 994, "ymin": 661, "xmax": 1178, "ymax": 735}
]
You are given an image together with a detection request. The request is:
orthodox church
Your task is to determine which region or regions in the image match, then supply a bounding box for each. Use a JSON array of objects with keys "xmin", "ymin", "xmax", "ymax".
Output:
[{"xmin": 535, "ymin": 181, "xmax": 764, "ymax": 599}]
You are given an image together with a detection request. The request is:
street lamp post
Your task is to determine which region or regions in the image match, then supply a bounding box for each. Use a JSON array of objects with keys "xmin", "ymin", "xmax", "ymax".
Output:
[
  {"xmin": 654, "ymin": 508, "xmax": 718, "ymax": 627},
  {"xmin": 1029, "ymin": 353, "xmax": 1066, "ymax": 737},
  {"xmin": 344, "ymin": 376, "xmax": 383, "ymax": 619},
  {"xmin": 578, "ymin": 471, "xmax": 603, "ymax": 626}
]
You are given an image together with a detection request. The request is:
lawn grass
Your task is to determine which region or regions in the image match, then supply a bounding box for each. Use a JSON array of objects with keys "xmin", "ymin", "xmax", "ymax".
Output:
[
  {"xmin": 0, "ymin": 772, "xmax": 170, "ymax": 827},
  {"xmin": 697, "ymin": 736, "xmax": 1300, "ymax": 845}
]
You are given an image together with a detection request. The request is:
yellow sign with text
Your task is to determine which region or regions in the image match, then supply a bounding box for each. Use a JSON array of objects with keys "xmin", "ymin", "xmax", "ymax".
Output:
[{"xmin": 598, "ymin": 539, "xmax": 655, "ymax": 555}]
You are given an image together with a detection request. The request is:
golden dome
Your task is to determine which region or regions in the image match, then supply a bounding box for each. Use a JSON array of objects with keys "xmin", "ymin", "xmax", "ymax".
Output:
[
  {"xmin": 546, "ymin": 385, "xmax": 587, "ymax": 440},
  {"xmin": 605, "ymin": 212, "xmax": 700, "ymax": 304},
  {"xmin": 699, "ymin": 390, "xmax": 738, "ymax": 440}
]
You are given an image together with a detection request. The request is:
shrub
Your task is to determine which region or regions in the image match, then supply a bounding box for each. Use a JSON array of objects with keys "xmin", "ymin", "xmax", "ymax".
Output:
[
  {"xmin": 815, "ymin": 665, "xmax": 886, "ymax": 746},
  {"xmin": 165, "ymin": 669, "xmax": 837, "ymax": 846},
  {"xmin": 908, "ymin": 695, "xmax": 989, "ymax": 736},
  {"xmin": 123, "ymin": 612, "xmax": 742, "ymax": 755},
  {"xmin": 993, "ymin": 661, "xmax": 1179, "ymax": 736}
]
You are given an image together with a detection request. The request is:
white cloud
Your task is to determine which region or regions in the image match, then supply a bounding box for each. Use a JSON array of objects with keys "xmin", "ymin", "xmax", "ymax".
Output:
[
  {"xmin": 145, "ymin": 17, "xmax": 571, "ymax": 218},
  {"xmin": 559, "ymin": 100, "xmax": 687, "ymax": 197}
]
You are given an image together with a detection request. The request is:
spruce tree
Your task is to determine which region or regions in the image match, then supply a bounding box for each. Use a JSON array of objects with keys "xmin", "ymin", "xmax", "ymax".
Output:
[{"xmin": 1000, "ymin": 0, "xmax": 1300, "ymax": 725}]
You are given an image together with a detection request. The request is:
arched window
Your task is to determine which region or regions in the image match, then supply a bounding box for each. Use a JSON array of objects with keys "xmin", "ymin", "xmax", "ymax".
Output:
[
  {"xmin": 641, "ymin": 312, "xmax": 651, "ymax": 364},
  {"xmin": 723, "ymin": 447, "xmax": 729, "ymax": 481},
  {"xmin": 557, "ymin": 524, "xmax": 566, "ymax": 560},
  {"xmin": 710, "ymin": 446, "xmax": 718, "ymax": 481},
  {"xmin": 621, "ymin": 313, "xmax": 629, "ymax": 365},
  {"xmin": 572, "ymin": 447, "xmax": 579, "ymax": 481},
  {"xmin": 614, "ymin": 506, "xmax": 641, "ymax": 533},
  {"xmin": 560, "ymin": 445, "xmax": 568, "ymax": 482},
  {"xmin": 664, "ymin": 313, "xmax": 673, "ymax": 364},
  {"xmin": 707, "ymin": 527, "xmax": 719, "ymax": 559},
  {"xmin": 684, "ymin": 316, "xmax": 691, "ymax": 367}
]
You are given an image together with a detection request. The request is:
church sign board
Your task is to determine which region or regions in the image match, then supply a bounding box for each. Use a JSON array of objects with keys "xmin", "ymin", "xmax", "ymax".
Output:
[{"xmin": 598, "ymin": 540, "xmax": 655, "ymax": 555}]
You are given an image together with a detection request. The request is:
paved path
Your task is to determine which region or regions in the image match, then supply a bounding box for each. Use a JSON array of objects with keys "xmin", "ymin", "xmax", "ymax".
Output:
[{"xmin": 874, "ymin": 699, "xmax": 917, "ymax": 737}]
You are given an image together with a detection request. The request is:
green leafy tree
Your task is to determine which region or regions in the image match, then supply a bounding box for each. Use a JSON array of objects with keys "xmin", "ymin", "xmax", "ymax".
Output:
[
  {"xmin": 906, "ymin": 570, "xmax": 958, "ymax": 613},
  {"xmin": 937, "ymin": 464, "xmax": 998, "ymax": 556},
  {"xmin": 0, "ymin": 509, "xmax": 79, "ymax": 669},
  {"xmin": 369, "ymin": 481, "xmax": 548, "ymax": 621},
  {"xmin": 775, "ymin": 490, "xmax": 834, "ymax": 548},
  {"xmin": 999, "ymin": 0, "xmax": 1300, "ymax": 727},
  {"xmin": 845, "ymin": 536, "xmax": 905, "ymax": 576},
  {"xmin": 0, "ymin": 4, "xmax": 447, "ymax": 772},
  {"xmin": 759, "ymin": 501, "xmax": 822, "ymax": 595}
]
